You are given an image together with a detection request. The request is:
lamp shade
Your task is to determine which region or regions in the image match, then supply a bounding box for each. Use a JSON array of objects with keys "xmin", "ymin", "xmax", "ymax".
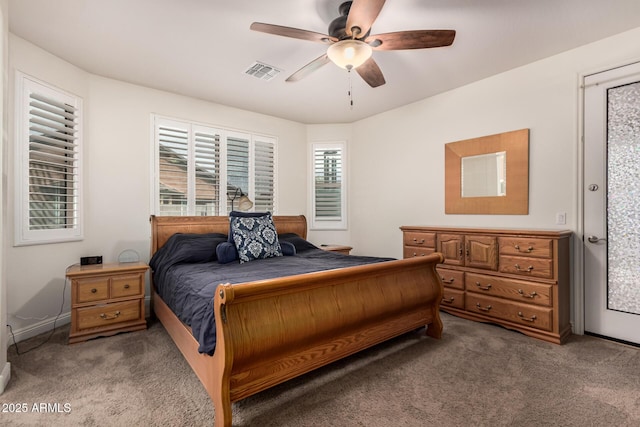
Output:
[
  {"xmin": 327, "ymin": 39, "xmax": 372, "ymax": 70},
  {"xmin": 237, "ymin": 195, "xmax": 254, "ymax": 211}
]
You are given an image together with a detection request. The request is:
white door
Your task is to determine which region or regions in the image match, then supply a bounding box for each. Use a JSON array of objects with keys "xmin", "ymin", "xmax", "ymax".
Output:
[{"xmin": 583, "ymin": 62, "xmax": 640, "ymax": 345}]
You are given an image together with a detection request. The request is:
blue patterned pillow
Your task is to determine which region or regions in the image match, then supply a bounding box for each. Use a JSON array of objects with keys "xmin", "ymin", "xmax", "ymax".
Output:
[{"xmin": 230, "ymin": 212, "xmax": 283, "ymax": 263}]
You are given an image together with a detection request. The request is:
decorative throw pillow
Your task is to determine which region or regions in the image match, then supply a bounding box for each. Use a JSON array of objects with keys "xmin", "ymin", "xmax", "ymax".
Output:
[
  {"xmin": 230, "ymin": 212, "xmax": 283, "ymax": 263},
  {"xmin": 216, "ymin": 242, "xmax": 239, "ymax": 264}
]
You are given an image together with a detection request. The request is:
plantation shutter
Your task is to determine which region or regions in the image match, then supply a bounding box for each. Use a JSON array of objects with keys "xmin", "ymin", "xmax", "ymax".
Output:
[
  {"xmin": 194, "ymin": 128, "xmax": 221, "ymax": 216},
  {"xmin": 254, "ymin": 138, "xmax": 275, "ymax": 212},
  {"xmin": 311, "ymin": 142, "xmax": 346, "ymax": 230},
  {"xmin": 226, "ymin": 134, "xmax": 250, "ymax": 212},
  {"xmin": 28, "ymin": 92, "xmax": 79, "ymax": 230},
  {"xmin": 157, "ymin": 124, "xmax": 189, "ymax": 216}
]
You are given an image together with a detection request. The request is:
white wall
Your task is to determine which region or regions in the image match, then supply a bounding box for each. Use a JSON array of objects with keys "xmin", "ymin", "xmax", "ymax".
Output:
[{"xmin": 5, "ymin": 35, "xmax": 307, "ymax": 341}]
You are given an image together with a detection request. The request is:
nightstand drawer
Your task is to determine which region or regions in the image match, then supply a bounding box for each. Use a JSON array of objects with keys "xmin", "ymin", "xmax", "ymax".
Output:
[
  {"xmin": 111, "ymin": 274, "xmax": 142, "ymax": 298},
  {"xmin": 76, "ymin": 278, "xmax": 109, "ymax": 303},
  {"xmin": 76, "ymin": 300, "xmax": 142, "ymax": 331}
]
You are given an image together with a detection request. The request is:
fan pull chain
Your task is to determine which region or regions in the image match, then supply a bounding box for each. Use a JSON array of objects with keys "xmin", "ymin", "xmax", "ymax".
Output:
[{"xmin": 348, "ymin": 69, "xmax": 354, "ymax": 109}]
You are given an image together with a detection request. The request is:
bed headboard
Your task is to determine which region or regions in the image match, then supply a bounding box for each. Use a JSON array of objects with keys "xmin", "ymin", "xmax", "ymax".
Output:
[{"xmin": 149, "ymin": 215, "xmax": 308, "ymax": 255}]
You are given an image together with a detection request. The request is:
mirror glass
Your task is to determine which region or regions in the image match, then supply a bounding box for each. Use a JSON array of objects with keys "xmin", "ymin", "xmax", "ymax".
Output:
[{"xmin": 461, "ymin": 151, "xmax": 506, "ymax": 197}]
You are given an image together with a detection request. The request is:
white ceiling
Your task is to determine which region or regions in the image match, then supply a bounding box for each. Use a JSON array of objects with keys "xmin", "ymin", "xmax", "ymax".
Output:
[{"xmin": 8, "ymin": 0, "xmax": 640, "ymax": 124}]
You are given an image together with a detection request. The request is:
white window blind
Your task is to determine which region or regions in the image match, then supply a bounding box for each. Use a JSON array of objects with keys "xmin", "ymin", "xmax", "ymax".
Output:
[
  {"xmin": 153, "ymin": 116, "xmax": 276, "ymax": 216},
  {"xmin": 254, "ymin": 138, "xmax": 276, "ymax": 212},
  {"xmin": 15, "ymin": 73, "xmax": 83, "ymax": 245},
  {"xmin": 311, "ymin": 142, "xmax": 346, "ymax": 230},
  {"xmin": 226, "ymin": 134, "xmax": 250, "ymax": 212}
]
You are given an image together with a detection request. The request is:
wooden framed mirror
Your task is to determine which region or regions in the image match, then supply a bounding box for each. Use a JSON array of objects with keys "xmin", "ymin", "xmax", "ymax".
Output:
[{"xmin": 445, "ymin": 129, "xmax": 529, "ymax": 214}]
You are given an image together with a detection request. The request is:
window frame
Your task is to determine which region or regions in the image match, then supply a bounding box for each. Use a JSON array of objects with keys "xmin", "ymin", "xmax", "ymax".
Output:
[
  {"xmin": 310, "ymin": 141, "xmax": 347, "ymax": 230},
  {"xmin": 14, "ymin": 71, "xmax": 83, "ymax": 246}
]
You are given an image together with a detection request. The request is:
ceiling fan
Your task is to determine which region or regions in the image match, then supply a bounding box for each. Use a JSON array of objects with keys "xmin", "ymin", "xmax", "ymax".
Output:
[{"xmin": 250, "ymin": 0, "xmax": 456, "ymax": 88}]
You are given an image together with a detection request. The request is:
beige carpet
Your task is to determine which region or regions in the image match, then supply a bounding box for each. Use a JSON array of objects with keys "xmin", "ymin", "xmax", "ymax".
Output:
[{"xmin": 2, "ymin": 313, "xmax": 639, "ymax": 426}]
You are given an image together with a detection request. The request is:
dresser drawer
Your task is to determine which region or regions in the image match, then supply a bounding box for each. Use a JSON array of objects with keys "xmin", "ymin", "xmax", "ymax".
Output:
[
  {"xmin": 499, "ymin": 255, "xmax": 553, "ymax": 279},
  {"xmin": 465, "ymin": 273, "xmax": 552, "ymax": 306},
  {"xmin": 76, "ymin": 278, "xmax": 109, "ymax": 303},
  {"xmin": 403, "ymin": 231, "xmax": 436, "ymax": 248},
  {"xmin": 436, "ymin": 268, "xmax": 465, "ymax": 290},
  {"xmin": 441, "ymin": 288, "xmax": 465, "ymax": 310},
  {"xmin": 404, "ymin": 247, "xmax": 435, "ymax": 258},
  {"xmin": 111, "ymin": 274, "xmax": 143, "ymax": 298},
  {"xmin": 76, "ymin": 300, "xmax": 142, "ymax": 331},
  {"xmin": 499, "ymin": 237, "xmax": 553, "ymax": 259},
  {"xmin": 466, "ymin": 294, "xmax": 553, "ymax": 332}
]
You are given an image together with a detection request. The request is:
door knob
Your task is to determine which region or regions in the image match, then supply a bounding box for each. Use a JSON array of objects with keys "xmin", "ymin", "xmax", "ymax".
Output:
[{"xmin": 587, "ymin": 235, "xmax": 606, "ymax": 243}]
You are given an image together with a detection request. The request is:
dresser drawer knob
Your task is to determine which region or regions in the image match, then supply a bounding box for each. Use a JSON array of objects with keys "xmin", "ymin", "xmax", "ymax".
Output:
[
  {"xmin": 124, "ymin": 284, "xmax": 130, "ymax": 289},
  {"xmin": 518, "ymin": 289, "xmax": 538, "ymax": 299},
  {"xmin": 514, "ymin": 264, "xmax": 534, "ymax": 272},
  {"xmin": 514, "ymin": 244, "xmax": 533, "ymax": 253},
  {"xmin": 441, "ymin": 277, "xmax": 455, "ymax": 284},
  {"xmin": 442, "ymin": 297, "xmax": 455, "ymax": 304},
  {"xmin": 412, "ymin": 238, "xmax": 425, "ymax": 244},
  {"xmin": 476, "ymin": 303, "xmax": 492, "ymax": 312},
  {"xmin": 91, "ymin": 288, "xmax": 97, "ymax": 293},
  {"xmin": 100, "ymin": 311, "xmax": 121, "ymax": 320},
  {"xmin": 475, "ymin": 282, "xmax": 492, "ymax": 291},
  {"xmin": 517, "ymin": 311, "xmax": 537, "ymax": 322}
]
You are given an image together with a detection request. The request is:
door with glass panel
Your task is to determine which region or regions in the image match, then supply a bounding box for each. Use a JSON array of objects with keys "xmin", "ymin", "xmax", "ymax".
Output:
[{"xmin": 583, "ymin": 62, "xmax": 640, "ymax": 345}]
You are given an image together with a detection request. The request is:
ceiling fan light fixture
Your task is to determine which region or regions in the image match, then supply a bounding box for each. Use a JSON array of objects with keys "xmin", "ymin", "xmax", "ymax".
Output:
[{"xmin": 327, "ymin": 39, "xmax": 372, "ymax": 70}]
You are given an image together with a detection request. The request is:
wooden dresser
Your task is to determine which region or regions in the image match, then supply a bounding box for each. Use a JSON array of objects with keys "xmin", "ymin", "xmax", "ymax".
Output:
[
  {"xmin": 67, "ymin": 262, "xmax": 148, "ymax": 344},
  {"xmin": 401, "ymin": 226, "xmax": 572, "ymax": 344}
]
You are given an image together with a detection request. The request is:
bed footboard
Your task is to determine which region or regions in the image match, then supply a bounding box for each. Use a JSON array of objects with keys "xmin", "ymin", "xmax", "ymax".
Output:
[{"xmin": 211, "ymin": 253, "xmax": 444, "ymax": 426}]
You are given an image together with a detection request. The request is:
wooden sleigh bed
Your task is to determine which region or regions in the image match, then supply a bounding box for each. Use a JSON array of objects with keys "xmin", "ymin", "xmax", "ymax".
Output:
[{"xmin": 150, "ymin": 215, "xmax": 444, "ymax": 426}]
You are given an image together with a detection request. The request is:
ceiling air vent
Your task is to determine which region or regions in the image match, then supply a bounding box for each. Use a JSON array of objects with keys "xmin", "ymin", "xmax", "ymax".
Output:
[{"xmin": 244, "ymin": 61, "xmax": 281, "ymax": 81}]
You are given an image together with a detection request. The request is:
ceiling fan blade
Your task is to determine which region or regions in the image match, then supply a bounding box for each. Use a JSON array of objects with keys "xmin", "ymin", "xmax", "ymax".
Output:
[
  {"xmin": 356, "ymin": 57, "xmax": 386, "ymax": 88},
  {"xmin": 250, "ymin": 22, "xmax": 336, "ymax": 44},
  {"xmin": 366, "ymin": 30, "xmax": 456, "ymax": 50},
  {"xmin": 345, "ymin": 0, "xmax": 386, "ymax": 38},
  {"xmin": 285, "ymin": 54, "xmax": 332, "ymax": 82}
]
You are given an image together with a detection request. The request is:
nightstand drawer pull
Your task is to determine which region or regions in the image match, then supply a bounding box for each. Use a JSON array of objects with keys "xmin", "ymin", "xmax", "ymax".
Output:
[
  {"xmin": 475, "ymin": 282, "xmax": 492, "ymax": 291},
  {"xmin": 514, "ymin": 264, "xmax": 534, "ymax": 272},
  {"xmin": 518, "ymin": 289, "xmax": 538, "ymax": 299},
  {"xmin": 91, "ymin": 288, "xmax": 97, "ymax": 293},
  {"xmin": 442, "ymin": 296, "xmax": 455, "ymax": 303},
  {"xmin": 124, "ymin": 284, "xmax": 130, "ymax": 289},
  {"xmin": 517, "ymin": 311, "xmax": 537, "ymax": 322},
  {"xmin": 100, "ymin": 311, "xmax": 121, "ymax": 320},
  {"xmin": 412, "ymin": 238, "xmax": 425, "ymax": 244},
  {"xmin": 476, "ymin": 303, "xmax": 492, "ymax": 312}
]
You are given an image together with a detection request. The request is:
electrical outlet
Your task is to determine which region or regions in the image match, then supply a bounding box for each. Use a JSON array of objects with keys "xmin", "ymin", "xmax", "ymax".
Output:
[{"xmin": 556, "ymin": 212, "xmax": 566, "ymax": 225}]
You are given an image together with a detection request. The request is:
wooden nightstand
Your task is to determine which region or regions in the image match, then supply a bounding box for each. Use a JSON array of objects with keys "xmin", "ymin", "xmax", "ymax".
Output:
[
  {"xmin": 67, "ymin": 262, "xmax": 148, "ymax": 344},
  {"xmin": 320, "ymin": 244, "xmax": 353, "ymax": 255}
]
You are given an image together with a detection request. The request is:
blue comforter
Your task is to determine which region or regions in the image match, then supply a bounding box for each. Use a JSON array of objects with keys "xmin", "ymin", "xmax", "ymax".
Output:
[{"xmin": 150, "ymin": 234, "xmax": 393, "ymax": 355}]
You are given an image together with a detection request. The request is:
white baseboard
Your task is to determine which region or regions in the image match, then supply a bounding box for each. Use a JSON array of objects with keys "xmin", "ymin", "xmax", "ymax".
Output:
[
  {"xmin": 7, "ymin": 313, "xmax": 71, "ymax": 344},
  {"xmin": 0, "ymin": 362, "xmax": 10, "ymax": 394}
]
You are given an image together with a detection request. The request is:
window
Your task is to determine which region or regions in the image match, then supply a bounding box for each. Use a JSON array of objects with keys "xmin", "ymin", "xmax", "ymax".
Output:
[
  {"xmin": 311, "ymin": 141, "xmax": 346, "ymax": 229},
  {"xmin": 153, "ymin": 116, "xmax": 276, "ymax": 216},
  {"xmin": 15, "ymin": 72, "xmax": 82, "ymax": 245}
]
